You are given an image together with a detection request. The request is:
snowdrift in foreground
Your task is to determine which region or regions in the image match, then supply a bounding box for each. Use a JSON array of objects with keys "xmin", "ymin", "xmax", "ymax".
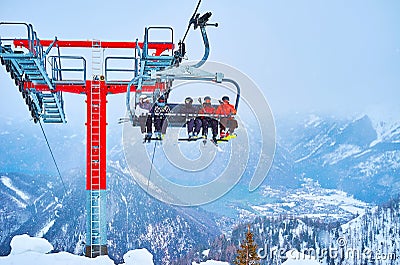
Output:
[
  {"xmin": 0, "ymin": 235, "xmax": 228, "ymax": 265},
  {"xmin": 9, "ymin": 234, "xmax": 53, "ymax": 255},
  {"xmin": 0, "ymin": 234, "xmax": 152, "ymax": 265}
]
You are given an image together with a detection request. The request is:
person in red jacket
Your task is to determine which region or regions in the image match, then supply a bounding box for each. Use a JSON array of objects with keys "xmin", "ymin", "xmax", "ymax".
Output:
[
  {"xmin": 215, "ymin": 95, "xmax": 238, "ymax": 138},
  {"xmin": 198, "ymin": 96, "xmax": 218, "ymax": 143}
]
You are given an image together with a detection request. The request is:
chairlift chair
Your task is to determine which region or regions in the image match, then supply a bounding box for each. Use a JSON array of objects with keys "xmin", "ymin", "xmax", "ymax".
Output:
[{"xmin": 126, "ymin": 9, "xmax": 241, "ymax": 130}]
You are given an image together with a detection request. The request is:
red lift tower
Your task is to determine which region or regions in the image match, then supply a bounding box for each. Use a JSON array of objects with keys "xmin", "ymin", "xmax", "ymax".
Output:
[
  {"xmin": 0, "ymin": 22, "xmax": 173, "ymax": 257},
  {"xmin": 0, "ymin": 10, "xmax": 227, "ymax": 258}
]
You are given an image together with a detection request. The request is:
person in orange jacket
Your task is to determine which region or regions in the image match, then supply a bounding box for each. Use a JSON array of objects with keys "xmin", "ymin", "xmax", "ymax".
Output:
[
  {"xmin": 215, "ymin": 96, "xmax": 238, "ymax": 138},
  {"xmin": 198, "ymin": 96, "xmax": 218, "ymax": 143}
]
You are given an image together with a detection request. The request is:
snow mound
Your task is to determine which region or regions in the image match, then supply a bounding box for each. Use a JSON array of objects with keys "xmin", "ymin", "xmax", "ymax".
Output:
[
  {"xmin": 122, "ymin": 249, "xmax": 154, "ymax": 265},
  {"xmin": 1, "ymin": 235, "xmax": 224, "ymax": 265},
  {"xmin": 10, "ymin": 234, "xmax": 53, "ymax": 255},
  {"xmin": 0, "ymin": 235, "xmax": 138, "ymax": 265},
  {"xmin": 1, "ymin": 249, "xmax": 114, "ymax": 265}
]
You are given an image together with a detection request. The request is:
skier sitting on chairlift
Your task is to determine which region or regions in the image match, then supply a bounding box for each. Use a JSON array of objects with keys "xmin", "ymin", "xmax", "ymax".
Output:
[
  {"xmin": 179, "ymin": 97, "xmax": 202, "ymax": 139},
  {"xmin": 198, "ymin": 96, "xmax": 218, "ymax": 143},
  {"xmin": 151, "ymin": 95, "xmax": 170, "ymax": 140},
  {"xmin": 215, "ymin": 95, "xmax": 238, "ymax": 139},
  {"xmin": 135, "ymin": 94, "xmax": 152, "ymax": 137}
]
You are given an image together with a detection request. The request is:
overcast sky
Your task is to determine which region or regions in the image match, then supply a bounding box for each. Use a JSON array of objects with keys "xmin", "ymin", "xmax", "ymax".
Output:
[{"xmin": 1, "ymin": 0, "xmax": 400, "ymax": 125}]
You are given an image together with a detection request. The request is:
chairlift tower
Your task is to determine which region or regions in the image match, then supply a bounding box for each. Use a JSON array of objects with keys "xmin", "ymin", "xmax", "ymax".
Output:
[
  {"xmin": 0, "ymin": 8, "xmax": 238, "ymax": 258},
  {"xmin": 0, "ymin": 22, "xmax": 173, "ymax": 257}
]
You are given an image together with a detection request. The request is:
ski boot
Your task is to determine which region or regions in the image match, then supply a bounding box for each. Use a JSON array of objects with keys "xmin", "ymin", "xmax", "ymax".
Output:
[
  {"xmin": 144, "ymin": 133, "xmax": 152, "ymax": 143},
  {"xmin": 155, "ymin": 132, "xmax": 162, "ymax": 140}
]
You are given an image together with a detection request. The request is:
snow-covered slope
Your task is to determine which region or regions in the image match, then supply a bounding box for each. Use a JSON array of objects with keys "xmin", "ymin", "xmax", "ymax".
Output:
[
  {"xmin": 0, "ymin": 167, "xmax": 220, "ymax": 264},
  {"xmin": 202, "ymin": 196, "xmax": 400, "ymax": 264},
  {"xmin": 1, "ymin": 114, "xmax": 400, "ymax": 264},
  {"xmin": 277, "ymin": 114, "xmax": 400, "ymax": 203},
  {"xmin": 0, "ymin": 118, "xmax": 222, "ymax": 264}
]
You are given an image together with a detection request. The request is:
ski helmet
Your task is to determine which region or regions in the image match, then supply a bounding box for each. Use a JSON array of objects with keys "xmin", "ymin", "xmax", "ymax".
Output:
[
  {"xmin": 157, "ymin": 96, "xmax": 166, "ymax": 106},
  {"xmin": 222, "ymin": 96, "xmax": 229, "ymax": 102},
  {"xmin": 185, "ymin": 97, "xmax": 193, "ymax": 104}
]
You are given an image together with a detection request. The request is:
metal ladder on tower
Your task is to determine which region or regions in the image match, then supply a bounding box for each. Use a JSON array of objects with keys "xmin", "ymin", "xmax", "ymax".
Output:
[{"xmin": 89, "ymin": 39, "xmax": 102, "ymax": 258}]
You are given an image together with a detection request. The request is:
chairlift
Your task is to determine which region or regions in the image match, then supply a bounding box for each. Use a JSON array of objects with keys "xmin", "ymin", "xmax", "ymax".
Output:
[{"xmin": 125, "ymin": 1, "xmax": 241, "ymax": 133}]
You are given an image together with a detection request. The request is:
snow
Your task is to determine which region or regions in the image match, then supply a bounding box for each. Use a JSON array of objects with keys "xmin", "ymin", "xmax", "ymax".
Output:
[
  {"xmin": 370, "ymin": 121, "xmax": 400, "ymax": 147},
  {"xmin": 252, "ymin": 180, "xmax": 370, "ymax": 220},
  {"xmin": 1, "ymin": 234, "xmax": 226, "ymax": 265},
  {"xmin": 0, "ymin": 251, "xmax": 115, "ymax": 265},
  {"xmin": 339, "ymin": 205, "xmax": 363, "ymax": 215},
  {"xmin": 370, "ymin": 138, "xmax": 381, "ymax": 147},
  {"xmin": 0, "ymin": 176, "xmax": 30, "ymax": 201},
  {"xmin": 202, "ymin": 249, "xmax": 210, "ymax": 257},
  {"xmin": 341, "ymin": 206, "xmax": 377, "ymax": 231},
  {"xmin": 121, "ymin": 194, "xmax": 127, "ymax": 205},
  {"xmin": 10, "ymin": 234, "xmax": 53, "ymax": 255},
  {"xmin": 121, "ymin": 249, "xmax": 154, "ymax": 265},
  {"xmin": 7, "ymin": 194, "xmax": 27, "ymax": 208},
  {"xmin": 322, "ymin": 144, "xmax": 361, "ymax": 165},
  {"xmin": 294, "ymin": 140, "xmax": 325, "ymax": 163},
  {"xmin": 36, "ymin": 220, "xmax": 56, "ymax": 237},
  {"xmin": 353, "ymin": 149, "xmax": 371, "ymax": 158},
  {"xmin": 1, "ymin": 235, "xmax": 144, "ymax": 265},
  {"xmin": 43, "ymin": 201, "xmax": 55, "ymax": 212},
  {"xmin": 354, "ymin": 151, "xmax": 400, "ymax": 178},
  {"xmin": 304, "ymin": 115, "xmax": 321, "ymax": 128},
  {"xmin": 282, "ymin": 202, "xmax": 296, "ymax": 208}
]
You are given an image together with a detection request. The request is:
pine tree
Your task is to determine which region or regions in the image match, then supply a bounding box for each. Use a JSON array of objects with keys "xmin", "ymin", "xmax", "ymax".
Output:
[{"xmin": 233, "ymin": 225, "xmax": 261, "ymax": 265}]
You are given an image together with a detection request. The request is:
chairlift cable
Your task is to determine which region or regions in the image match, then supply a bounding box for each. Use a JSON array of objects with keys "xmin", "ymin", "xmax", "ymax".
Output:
[
  {"xmin": 38, "ymin": 119, "xmax": 67, "ymax": 193},
  {"xmin": 182, "ymin": 0, "xmax": 202, "ymax": 43},
  {"xmin": 146, "ymin": 141, "xmax": 158, "ymax": 192}
]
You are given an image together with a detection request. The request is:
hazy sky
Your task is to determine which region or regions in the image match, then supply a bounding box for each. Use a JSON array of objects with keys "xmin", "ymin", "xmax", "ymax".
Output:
[{"xmin": 1, "ymin": 0, "xmax": 400, "ymax": 125}]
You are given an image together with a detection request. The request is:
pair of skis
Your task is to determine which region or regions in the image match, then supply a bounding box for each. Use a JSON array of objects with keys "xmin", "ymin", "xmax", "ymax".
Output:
[
  {"xmin": 178, "ymin": 136, "xmax": 228, "ymax": 146},
  {"xmin": 142, "ymin": 136, "xmax": 222, "ymax": 145},
  {"xmin": 143, "ymin": 135, "xmax": 163, "ymax": 143},
  {"xmin": 143, "ymin": 138, "xmax": 163, "ymax": 143},
  {"xmin": 143, "ymin": 135, "xmax": 233, "ymax": 146}
]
